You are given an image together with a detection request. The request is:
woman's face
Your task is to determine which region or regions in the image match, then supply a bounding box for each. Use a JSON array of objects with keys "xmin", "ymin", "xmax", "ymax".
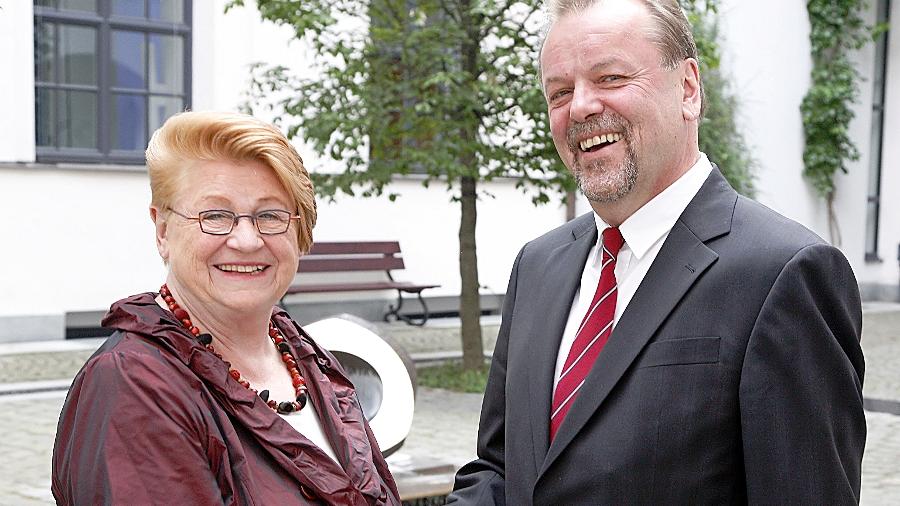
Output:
[{"xmin": 153, "ymin": 159, "xmax": 300, "ymax": 316}]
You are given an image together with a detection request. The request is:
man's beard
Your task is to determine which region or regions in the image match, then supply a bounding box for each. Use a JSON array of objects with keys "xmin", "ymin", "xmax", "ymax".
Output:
[{"xmin": 567, "ymin": 115, "xmax": 638, "ymax": 203}]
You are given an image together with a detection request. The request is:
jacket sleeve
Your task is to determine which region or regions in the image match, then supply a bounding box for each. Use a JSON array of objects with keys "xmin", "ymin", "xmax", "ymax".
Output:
[
  {"xmin": 52, "ymin": 348, "xmax": 224, "ymax": 505},
  {"xmin": 739, "ymin": 242, "xmax": 866, "ymax": 503},
  {"xmin": 447, "ymin": 248, "xmax": 525, "ymax": 505}
]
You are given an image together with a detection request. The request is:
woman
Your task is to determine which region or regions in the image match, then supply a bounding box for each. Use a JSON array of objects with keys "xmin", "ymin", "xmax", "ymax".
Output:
[{"xmin": 51, "ymin": 111, "xmax": 400, "ymax": 505}]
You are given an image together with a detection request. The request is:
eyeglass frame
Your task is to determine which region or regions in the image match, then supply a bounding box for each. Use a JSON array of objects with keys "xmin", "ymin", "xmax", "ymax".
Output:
[{"xmin": 167, "ymin": 208, "xmax": 301, "ymax": 236}]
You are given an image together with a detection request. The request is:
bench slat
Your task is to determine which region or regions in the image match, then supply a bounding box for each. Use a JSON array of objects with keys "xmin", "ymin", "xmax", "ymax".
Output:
[
  {"xmin": 309, "ymin": 241, "xmax": 401, "ymax": 255},
  {"xmin": 299, "ymin": 256, "xmax": 405, "ymax": 272},
  {"xmin": 286, "ymin": 281, "xmax": 439, "ymax": 295}
]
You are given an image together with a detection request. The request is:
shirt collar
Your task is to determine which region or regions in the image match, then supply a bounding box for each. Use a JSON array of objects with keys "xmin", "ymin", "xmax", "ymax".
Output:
[{"xmin": 593, "ymin": 153, "xmax": 713, "ymax": 259}]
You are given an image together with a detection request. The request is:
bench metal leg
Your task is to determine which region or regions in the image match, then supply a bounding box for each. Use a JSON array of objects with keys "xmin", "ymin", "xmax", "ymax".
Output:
[{"xmin": 385, "ymin": 290, "xmax": 429, "ymax": 327}]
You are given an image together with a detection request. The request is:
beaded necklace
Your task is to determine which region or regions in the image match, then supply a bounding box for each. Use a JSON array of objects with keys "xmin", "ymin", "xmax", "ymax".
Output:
[{"xmin": 159, "ymin": 284, "xmax": 308, "ymax": 414}]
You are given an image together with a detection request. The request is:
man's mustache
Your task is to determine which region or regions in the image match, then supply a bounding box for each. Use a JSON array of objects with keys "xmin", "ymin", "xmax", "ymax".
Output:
[{"xmin": 566, "ymin": 115, "xmax": 630, "ymax": 152}]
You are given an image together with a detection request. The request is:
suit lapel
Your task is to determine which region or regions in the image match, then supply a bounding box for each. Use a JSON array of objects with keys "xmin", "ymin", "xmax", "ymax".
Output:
[
  {"xmin": 526, "ymin": 214, "xmax": 597, "ymax": 470},
  {"xmin": 539, "ymin": 168, "xmax": 737, "ymax": 476}
]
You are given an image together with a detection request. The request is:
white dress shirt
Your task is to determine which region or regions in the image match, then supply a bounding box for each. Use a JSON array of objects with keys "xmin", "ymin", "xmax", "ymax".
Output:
[{"xmin": 553, "ymin": 154, "xmax": 714, "ymax": 387}]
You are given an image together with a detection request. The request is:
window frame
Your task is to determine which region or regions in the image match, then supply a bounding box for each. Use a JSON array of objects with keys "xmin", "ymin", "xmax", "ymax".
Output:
[
  {"xmin": 33, "ymin": 0, "xmax": 192, "ymax": 165},
  {"xmin": 864, "ymin": 0, "xmax": 891, "ymax": 262}
]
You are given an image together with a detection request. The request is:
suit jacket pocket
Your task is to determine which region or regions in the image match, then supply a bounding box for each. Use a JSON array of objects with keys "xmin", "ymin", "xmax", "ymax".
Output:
[{"xmin": 637, "ymin": 336, "xmax": 720, "ymax": 368}]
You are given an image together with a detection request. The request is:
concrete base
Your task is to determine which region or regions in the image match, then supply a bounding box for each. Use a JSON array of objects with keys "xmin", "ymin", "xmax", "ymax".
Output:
[
  {"xmin": 860, "ymin": 282, "xmax": 900, "ymax": 303},
  {"xmin": 284, "ymin": 293, "xmax": 505, "ymax": 326},
  {"xmin": 0, "ymin": 314, "xmax": 64, "ymax": 342}
]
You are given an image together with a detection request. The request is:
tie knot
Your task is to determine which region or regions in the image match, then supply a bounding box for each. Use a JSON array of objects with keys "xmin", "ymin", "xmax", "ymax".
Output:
[{"xmin": 602, "ymin": 227, "xmax": 625, "ymax": 257}]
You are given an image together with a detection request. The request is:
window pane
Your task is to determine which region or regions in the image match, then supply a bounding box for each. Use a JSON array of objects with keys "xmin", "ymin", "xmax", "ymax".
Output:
[
  {"xmin": 112, "ymin": 0, "xmax": 144, "ymax": 17},
  {"xmin": 34, "ymin": 0, "xmax": 98, "ymax": 11},
  {"xmin": 60, "ymin": 0, "xmax": 97, "ymax": 11},
  {"xmin": 148, "ymin": 0, "xmax": 183, "ymax": 23},
  {"xmin": 112, "ymin": 30, "xmax": 146, "ymax": 89},
  {"xmin": 148, "ymin": 96, "xmax": 182, "ymax": 135},
  {"xmin": 61, "ymin": 90, "xmax": 97, "ymax": 148},
  {"xmin": 149, "ymin": 34, "xmax": 183, "ymax": 94},
  {"xmin": 113, "ymin": 94, "xmax": 147, "ymax": 151},
  {"xmin": 34, "ymin": 21, "xmax": 56, "ymax": 83},
  {"xmin": 35, "ymin": 88, "xmax": 57, "ymax": 147},
  {"xmin": 60, "ymin": 25, "xmax": 96, "ymax": 85}
]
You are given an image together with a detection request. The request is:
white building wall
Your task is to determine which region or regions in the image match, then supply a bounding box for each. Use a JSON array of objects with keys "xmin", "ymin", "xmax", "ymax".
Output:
[
  {"xmin": 717, "ymin": 0, "xmax": 899, "ymax": 290},
  {"xmin": 717, "ymin": 1, "xmax": 824, "ymax": 231},
  {"xmin": 0, "ymin": 1, "xmax": 36, "ymax": 162},
  {"xmin": 0, "ymin": 1, "xmax": 567, "ymax": 339},
  {"xmin": 1, "ymin": 0, "xmax": 897, "ymax": 340}
]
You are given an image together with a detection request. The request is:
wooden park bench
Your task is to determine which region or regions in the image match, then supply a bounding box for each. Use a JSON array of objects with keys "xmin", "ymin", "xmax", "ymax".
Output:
[{"xmin": 281, "ymin": 241, "xmax": 440, "ymax": 326}]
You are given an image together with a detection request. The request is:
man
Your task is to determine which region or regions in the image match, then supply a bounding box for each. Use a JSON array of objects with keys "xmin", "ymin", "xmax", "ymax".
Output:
[{"xmin": 448, "ymin": 0, "xmax": 866, "ymax": 504}]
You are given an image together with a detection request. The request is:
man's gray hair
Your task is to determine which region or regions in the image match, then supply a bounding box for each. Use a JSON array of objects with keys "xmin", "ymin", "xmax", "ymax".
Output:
[
  {"xmin": 546, "ymin": 0, "xmax": 698, "ymax": 70},
  {"xmin": 544, "ymin": 0, "xmax": 705, "ymax": 116}
]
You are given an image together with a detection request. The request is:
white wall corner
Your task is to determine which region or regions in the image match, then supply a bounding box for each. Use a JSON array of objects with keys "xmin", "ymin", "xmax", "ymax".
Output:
[{"xmin": 0, "ymin": 1, "xmax": 36, "ymax": 162}]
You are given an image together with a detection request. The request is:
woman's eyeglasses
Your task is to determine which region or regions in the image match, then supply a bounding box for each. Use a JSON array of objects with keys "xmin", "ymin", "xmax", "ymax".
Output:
[{"xmin": 167, "ymin": 208, "xmax": 300, "ymax": 235}]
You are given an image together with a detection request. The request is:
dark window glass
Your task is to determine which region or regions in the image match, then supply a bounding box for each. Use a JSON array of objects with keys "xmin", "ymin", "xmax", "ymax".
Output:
[
  {"xmin": 149, "ymin": 34, "xmax": 182, "ymax": 93},
  {"xmin": 60, "ymin": 25, "xmax": 97, "ymax": 85},
  {"xmin": 113, "ymin": 94, "xmax": 146, "ymax": 150},
  {"xmin": 61, "ymin": 90, "xmax": 97, "ymax": 148},
  {"xmin": 35, "ymin": 88, "xmax": 57, "ymax": 147},
  {"xmin": 112, "ymin": 0, "xmax": 144, "ymax": 17},
  {"xmin": 62, "ymin": 0, "xmax": 97, "ymax": 11},
  {"xmin": 149, "ymin": 96, "xmax": 182, "ymax": 134},
  {"xmin": 34, "ymin": 21, "xmax": 56, "ymax": 83},
  {"xmin": 148, "ymin": 0, "xmax": 183, "ymax": 22},
  {"xmin": 112, "ymin": 30, "xmax": 146, "ymax": 89},
  {"xmin": 37, "ymin": 0, "xmax": 98, "ymax": 11}
]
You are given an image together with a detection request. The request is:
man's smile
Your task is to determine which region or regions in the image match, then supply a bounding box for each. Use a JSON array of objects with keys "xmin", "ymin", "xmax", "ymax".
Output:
[{"xmin": 579, "ymin": 132, "xmax": 623, "ymax": 152}]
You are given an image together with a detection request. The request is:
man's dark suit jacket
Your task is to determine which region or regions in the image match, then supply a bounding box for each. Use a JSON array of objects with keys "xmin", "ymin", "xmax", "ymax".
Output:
[{"xmin": 449, "ymin": 169, "xmax": 866, "ymax": 505}]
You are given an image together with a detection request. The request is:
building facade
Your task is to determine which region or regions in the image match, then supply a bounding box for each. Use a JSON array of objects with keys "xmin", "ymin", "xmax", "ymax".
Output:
[{"xmin": 0, "ymin": 0, "xmax": 897, "ymax": 341}]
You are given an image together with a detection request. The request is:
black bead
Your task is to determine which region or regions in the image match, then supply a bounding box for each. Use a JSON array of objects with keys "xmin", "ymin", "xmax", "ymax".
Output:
[
  {"xmin": 259, "ymin": 389, "xmax": 270, "ymax": 402},
  {"xmin": 296, "ymin": 392, "xmax": 308, "ymax": 410},
  {"xmin": 277, "ymin": 342, "xmax": 290, "ymax": 353},
  {"xmin": 197, "ymin": 333, "xmax": 213, "ymax": 345},
  {"xmin": 278, "ymin": 401, "xmax": 295, "ymax": 413}
]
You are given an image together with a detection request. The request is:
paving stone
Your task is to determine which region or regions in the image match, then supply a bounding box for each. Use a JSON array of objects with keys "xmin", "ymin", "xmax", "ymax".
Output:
[{"xmin": 0, "ymin": 309, "xmax": 897, "ymax": 504}]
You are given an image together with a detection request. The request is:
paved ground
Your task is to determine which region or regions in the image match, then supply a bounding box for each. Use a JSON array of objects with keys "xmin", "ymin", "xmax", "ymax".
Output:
[{"xmin": 0, "ymin": 306, "xmax": 898, "ymax": 505}]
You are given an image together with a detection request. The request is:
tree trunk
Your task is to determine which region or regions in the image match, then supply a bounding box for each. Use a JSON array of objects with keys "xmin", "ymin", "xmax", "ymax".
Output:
[
  {"xmin": 457, "ymin": 0, "xmax": 484, "ymax": 371},
  {"xmin": 566, "ymin": 189, "xmax": 577, "ymax": 221},
  {"xmin": 459, "ymin": 175, "xmax": 484, "ymax": 370}
]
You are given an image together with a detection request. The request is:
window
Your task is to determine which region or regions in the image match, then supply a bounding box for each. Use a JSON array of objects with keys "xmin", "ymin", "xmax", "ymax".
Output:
[
  {"xmin": 34, "ymin": 0, "xmax": 191, "ymax": 164},
  {"xmin": 865, "ymin": 0, "xmax": 891, "ymax": 261}
]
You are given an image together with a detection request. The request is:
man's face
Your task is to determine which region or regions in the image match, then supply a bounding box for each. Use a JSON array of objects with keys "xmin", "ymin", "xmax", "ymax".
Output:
[{"xmin": 540, "ymin": 0, "xmax": 698, "ymax": 207}]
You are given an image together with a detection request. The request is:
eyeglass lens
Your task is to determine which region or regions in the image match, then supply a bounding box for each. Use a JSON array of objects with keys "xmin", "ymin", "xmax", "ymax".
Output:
[{"xmin": 198, "ymin": 210, "xmax": 291, "ymax": 235}]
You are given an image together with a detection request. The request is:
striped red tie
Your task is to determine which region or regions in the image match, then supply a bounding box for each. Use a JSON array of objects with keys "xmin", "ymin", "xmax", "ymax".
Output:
[{"xmin": 550, "ymin": 226, "xmax": 624, "ymax": 441}]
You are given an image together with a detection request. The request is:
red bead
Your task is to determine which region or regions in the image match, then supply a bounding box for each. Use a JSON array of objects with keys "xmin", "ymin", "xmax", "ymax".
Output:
[
  {"xmin": 273, "ymin": 335, "xmax": 284, "ymax": 344},
  {"xmin": 181, "ymin": 319, "xmax": 192, "ymax": 327},
  {"xmin": 239, "ymin": 379, "xmax": 250, "ymax": 388},
  {"xmin": 269, "ymin": 328, "xmax": 279, "ymax": 337},
  {"xmin": 267, "ymin": 400, "xmax": 277, "ymax": 409},
  {"xmin": 191, "ymin": 327, "xmax": 200, "ymax": 336},
  {"xmin": 229, "ymin": 370, "xmax": 241, "ymax": 380},
  {"xmin": 292, "ymin": 376, "xmax": 304, "ymax": 387},
  {"xmin": 174, "ymin": 308, "xmax": 189, "ymax": 321}
]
